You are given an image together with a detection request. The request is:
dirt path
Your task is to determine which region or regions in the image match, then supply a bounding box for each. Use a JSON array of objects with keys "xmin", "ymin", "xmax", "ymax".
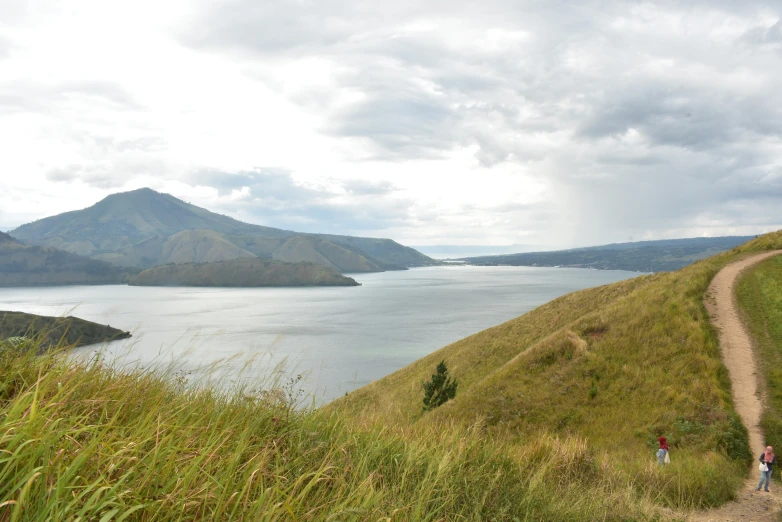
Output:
[{"xmin": 687, "ymin": 250, "xmax": 782, "ymax": 522}]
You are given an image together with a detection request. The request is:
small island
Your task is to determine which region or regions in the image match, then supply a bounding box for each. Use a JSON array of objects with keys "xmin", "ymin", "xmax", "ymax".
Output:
[
  {"xmin": 128, "ymin": 257, "xmax": 360, "ymax": 287},
  {"xmin": 0, "ymin": 311, "xmax": 132, "ymax": 352}
]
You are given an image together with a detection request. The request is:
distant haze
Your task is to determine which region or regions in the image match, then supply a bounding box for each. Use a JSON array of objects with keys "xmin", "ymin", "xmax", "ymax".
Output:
[{"xmin": 414, "ymin": 245, "xmax": 541, "ymax": 259}]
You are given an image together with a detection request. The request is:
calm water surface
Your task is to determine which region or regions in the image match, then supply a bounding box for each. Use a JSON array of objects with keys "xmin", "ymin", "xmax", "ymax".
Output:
[{"xmin": 0, "ymin": 266, "xmax": 638, "ymax": 401}]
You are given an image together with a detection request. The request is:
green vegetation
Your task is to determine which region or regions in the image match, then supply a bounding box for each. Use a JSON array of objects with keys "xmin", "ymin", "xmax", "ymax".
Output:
[
  {"xmin": 11, "ymin": 188, "xmax": 437, "ymax": 272},
  {"xmin": 422, "ymin": 360, "xmax": 458, "ymax": 411},
  {"xmin": 3, "ymin": 231, "xmax": 780, "ymax": 519},
  {"xmin": 0, "ymin": 341, "xmax": 688, "ymax": 521},
  {"xmin": 129, "ymin": 258, "xmax": 359, "ymax": 287},
  {"xmin": 0, "ymin": 232, "xmax": 135, "ymax": 286},
  {"xmin": 737, "ymin": 254, "xmax": 782, "ymax": 458},
  {"xmin": 335, "ymin": 231, "xmax": 782, "ymax": 508},
  {"xmin": 465, "ymin": 236, "xmax": 754, "ymax": 272},
  {"xmin": 0, "ymin": 311, "xmax": 131, "ymax": 351}
]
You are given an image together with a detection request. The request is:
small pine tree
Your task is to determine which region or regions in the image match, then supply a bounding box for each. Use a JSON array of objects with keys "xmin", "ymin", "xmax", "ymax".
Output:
[{"xmin": 422, "ymin": 360, "xmax": 458, "ymax": 412}]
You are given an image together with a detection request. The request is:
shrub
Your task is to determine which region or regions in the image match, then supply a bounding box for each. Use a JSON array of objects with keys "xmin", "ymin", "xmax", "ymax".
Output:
[{"xmin": 423, "ymin": 360, "xmax": 458, "ymax": 411}]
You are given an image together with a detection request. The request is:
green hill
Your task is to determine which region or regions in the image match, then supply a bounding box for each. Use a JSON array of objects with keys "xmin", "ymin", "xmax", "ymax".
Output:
[
  {"xmin": 10, "ymin": 188, "xmax": 436, "ymax": 272},
  {"xmin": 0, "ymin": 310, "xmax": 131, "ymax": 351},
  {"xmin": 129, "ymin": 257, "xmax": 360, "ymax": 287},
  {"xmin": 0, "ymin": 232, "xmax": 136, "ymax": 286},
  {"xmin": 334, "ymin": 232, "xmax": 782, "ymax": 501},
  {"xmin": 465, "ymin": 236, "xmax": 754, "ymax": 272}
]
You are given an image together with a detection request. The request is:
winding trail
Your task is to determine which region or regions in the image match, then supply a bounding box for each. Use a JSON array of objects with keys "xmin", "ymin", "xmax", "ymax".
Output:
[{"xmin": 688, "ymin": 250, "xmax": 782, "ymax": 522}]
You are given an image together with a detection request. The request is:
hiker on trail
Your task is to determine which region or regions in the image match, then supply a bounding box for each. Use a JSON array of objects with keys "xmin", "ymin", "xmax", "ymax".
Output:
[
  {"xmin": 656, "ymin": 436, "xmax": 669, "ymax": 466},
  {"xmin": 758, "ymin": 446, "xmax": 776, "ymax": 492}
]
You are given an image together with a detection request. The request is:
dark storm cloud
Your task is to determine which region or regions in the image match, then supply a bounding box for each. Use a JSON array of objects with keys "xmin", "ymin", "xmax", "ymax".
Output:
[{"xmin": 576, "ymin": 81, "xmax": 782, "ymax": 151}]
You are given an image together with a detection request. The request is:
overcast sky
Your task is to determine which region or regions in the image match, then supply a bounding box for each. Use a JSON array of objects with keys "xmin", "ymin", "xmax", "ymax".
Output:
[{"xmin": 1, "ymin": 0, "xmax": 781, "ymax": 248}]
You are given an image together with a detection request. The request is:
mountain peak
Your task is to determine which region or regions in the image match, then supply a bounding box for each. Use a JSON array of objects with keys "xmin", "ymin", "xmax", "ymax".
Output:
[
  {"xmin": 9, "ymin": 188, "xmax": 436, "ymax": 268},
  {"xmin": 10, "ymin": 187, "xmax": 292, "ymax": 256}
]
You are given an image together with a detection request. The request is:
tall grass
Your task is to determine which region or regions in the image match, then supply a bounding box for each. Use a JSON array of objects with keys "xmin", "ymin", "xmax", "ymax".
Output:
[
  {"xmin": 0, "ymin": 339, "xmax": 679, "ymax": 521},
  {"xmin": 737, "ymin": 254, "xmax": 782, "ymax": 462}
]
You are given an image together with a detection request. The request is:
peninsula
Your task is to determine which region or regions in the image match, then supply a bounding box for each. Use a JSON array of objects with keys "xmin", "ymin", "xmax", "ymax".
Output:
[{"xmin": 129, "ymin": 257, "xmax": 360, "ymax": 287}]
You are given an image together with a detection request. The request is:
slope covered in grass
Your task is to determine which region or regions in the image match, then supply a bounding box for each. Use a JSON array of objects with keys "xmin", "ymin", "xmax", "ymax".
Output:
[
  {"xmin": 0, "ymin": 344, "xmax": 673, "ymax": 521},
  {"xmin": 335, "ymin": 231, "xmax": 782, "ymax": 505},
  {"xmin": 737, "ymin": 254, "xmax": 782, "ymax": 457}
]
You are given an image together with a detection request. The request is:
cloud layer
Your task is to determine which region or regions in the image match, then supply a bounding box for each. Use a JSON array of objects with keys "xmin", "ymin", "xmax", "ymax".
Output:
[{"xmin": 0, "ymin": 0, "xmax": 780, "ymax": 247}]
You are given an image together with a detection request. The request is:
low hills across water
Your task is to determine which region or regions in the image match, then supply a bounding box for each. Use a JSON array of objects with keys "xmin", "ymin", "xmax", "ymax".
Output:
[
  {"xmin": 463, "ymin": 236, "xmax": 755, "ymax": 272},
  {"xmin": 129, "ymin": 257, "xmax": 360, "ymax": 287},
  {"xmin": 0, "ymin": 231, "xmax": 136, "ymax": 286}
]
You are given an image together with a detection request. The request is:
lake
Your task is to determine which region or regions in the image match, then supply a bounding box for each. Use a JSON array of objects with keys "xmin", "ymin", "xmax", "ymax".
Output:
[{"xmin": 0, "ymin": 266, "xmax": 639, "ymax": 402}]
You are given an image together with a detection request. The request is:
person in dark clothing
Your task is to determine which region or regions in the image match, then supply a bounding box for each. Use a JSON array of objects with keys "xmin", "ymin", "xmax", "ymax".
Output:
[{"xmin": 758, "ymin": 446, "xmax": 776, "ymax": 492}]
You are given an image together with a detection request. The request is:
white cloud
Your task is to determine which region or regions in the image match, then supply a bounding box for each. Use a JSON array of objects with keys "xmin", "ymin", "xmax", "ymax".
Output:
[{"xmin": 1, "ymin": 0, "xmax": 781, "ymax": 248}]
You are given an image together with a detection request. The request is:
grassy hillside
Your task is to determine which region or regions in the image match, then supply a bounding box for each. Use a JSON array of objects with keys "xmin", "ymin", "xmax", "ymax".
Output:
[
  {"xmin": 0, "ymin": 232, "xmax": 136, "ymax": 286},
  {"xmin": 466, "ymin": 236, "xmax": 754, "ymax": 272},
  {"xmin": 319, "ymin": 234, "xmax": 435, "ymax": 269},
  {"xmin": 129, "ymin": 257, "xmax": 359, "ymax": 287},
  {"xmin": 271, "ymin": 235, "xmax": 384, "ymax": 272},
  {"xmin": 737, "ymin": 254, "xmax": 782, "ymax": 458},
  {"xmin": 0, "ymin": 341, "xmax": 679, "ymax": 521},
  {"xmin": 10, "ymin": 188, "xmax": 438, "ymax": 271},
  {"xmin": 0, "ymin": 311, "xmax": 131, "ymax": 350},
  {"xmin": 335, "ymin": 231, "xmax": 782, "ymax": 506}
]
